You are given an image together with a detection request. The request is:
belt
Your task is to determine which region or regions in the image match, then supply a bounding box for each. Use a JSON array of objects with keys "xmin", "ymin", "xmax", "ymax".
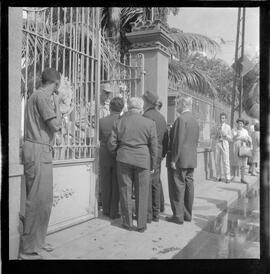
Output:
[{"xmin": 24, "ymin": 138, "xmax": 53, "ymax": 151}]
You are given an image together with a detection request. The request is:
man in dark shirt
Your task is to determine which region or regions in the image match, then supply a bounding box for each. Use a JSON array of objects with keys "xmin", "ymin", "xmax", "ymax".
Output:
[
  {"xmin": 20, "ymin": 68, "xmax": 62, "ymax": 260},
  {"xmin": 142, "ymin": 91, "xmax": 167, "ymax": 222},
  {"xmin": 99, "ymin": 97, "xmax": 124, "ymax": 219},
  {"xmin": 108, "ymin": 97, "xmax": 158, "ymax": 232}
]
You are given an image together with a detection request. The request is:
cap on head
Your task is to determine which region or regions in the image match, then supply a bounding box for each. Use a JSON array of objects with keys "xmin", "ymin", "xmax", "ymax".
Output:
[
  {"xmin": 102, "ymin": 83, "xmax": 113, "ymax": 93},
  {"xmin": 109, "ymin": 97, "xmax": 124, "ymax": 113},
  {"xmin": 41, "ymin": 68, "xmax": 60, "ymax": 85},
  {"xmin": 127, "ymin": 97, "xmax": 144, "ymax": 111},
  {"xmin": 142, "ymin": 90, "xmax": 159, "ymax": 105}
]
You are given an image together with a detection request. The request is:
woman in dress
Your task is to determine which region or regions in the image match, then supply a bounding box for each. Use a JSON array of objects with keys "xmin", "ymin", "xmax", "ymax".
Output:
[
  {"xmin": 231, "ymin": 118, "xmax": 252, "ymax": 184},
  {"xmin": 250, "ymin": 122, "xmax": 260, "ymax": 175}
]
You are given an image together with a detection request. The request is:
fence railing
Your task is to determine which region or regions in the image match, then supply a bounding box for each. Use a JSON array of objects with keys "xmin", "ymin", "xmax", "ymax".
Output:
[{"xmin": 168, "ymin": 80, "xmax": 233, "ymax": 148}]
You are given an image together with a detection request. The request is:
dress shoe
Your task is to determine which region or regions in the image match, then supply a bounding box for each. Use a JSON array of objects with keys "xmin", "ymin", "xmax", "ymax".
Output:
[
  {"xmin": 111, "ymin": 213, "xmax": 121, "ymax": 219},
  {"xmin": 121, "ymin": 224, "xmax": 133, "ymax": 231},
  {"xmin": 166, "ymin": 216, "xmax": 183, "ymax": 224},
  {"xmin": 241, "ymin": 179, "xmax": 248, "ymax": 184},
  {"xmin": 147, "ymin": 219, "xmax": 152, "ymax": 224},
  {"xmin": 42, "ymin": 243, "xmax": 54, "ymax": 252},
  {"xmin": 152, "ymin": 216, "xmax": 159, "ymax": 222},
  {"xmin": 184, "ymin": 217, "xmax": 192, "ymax": 222},
  {"xmin": 137, "ymin": 227, "xmax": 147, "ymax": 233},
  {"xmin": 225, "ymin": 179, "xmax": 231, "ymax": 184},
  {"xmin": 19, "ymin": 252, "xmax": 42, "ymax": 260}
]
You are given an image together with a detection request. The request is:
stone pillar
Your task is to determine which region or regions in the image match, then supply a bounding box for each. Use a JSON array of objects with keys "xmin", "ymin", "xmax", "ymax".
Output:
[
  {"xmin": 126, "ymin": 19, "xmax": 173, "ymax": 120},
  {"xmin": 9, "ymin": 7, "xmax": 23, "ymax": 259},
  {"xmin": 126, "ymin": 20, "xmax": 174, "ymax": 209}
]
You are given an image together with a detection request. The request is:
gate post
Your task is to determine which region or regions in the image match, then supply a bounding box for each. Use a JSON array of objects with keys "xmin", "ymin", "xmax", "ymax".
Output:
[
  {"xmin": 9, "ymin": 7, "xmax": 23, "ymax": 259},
  {"xmin": 126, "ymin": 20, "xmax": 173, "ymax": 120}
]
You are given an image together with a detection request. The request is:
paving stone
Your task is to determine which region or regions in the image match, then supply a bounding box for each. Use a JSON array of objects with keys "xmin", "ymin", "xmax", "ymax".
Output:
[{"xmin": 42, "ymin": 175, "xmax": 259, "ymax": 259}]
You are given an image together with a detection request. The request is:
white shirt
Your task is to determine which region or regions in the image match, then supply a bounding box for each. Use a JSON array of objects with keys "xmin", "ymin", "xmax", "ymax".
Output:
[{"xmin": 213, "ymin": 123, "xmax": 232, "ymax": 142}]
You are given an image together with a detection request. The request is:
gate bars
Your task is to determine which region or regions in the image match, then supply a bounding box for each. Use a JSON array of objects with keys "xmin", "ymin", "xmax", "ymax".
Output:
[
  {"xmin": 21, "ymin": 7, "xmax": 145, "ymax": 162},
  {"xmin": 100, "ymin": 35, "xmax": 145, "ymax": 102}
]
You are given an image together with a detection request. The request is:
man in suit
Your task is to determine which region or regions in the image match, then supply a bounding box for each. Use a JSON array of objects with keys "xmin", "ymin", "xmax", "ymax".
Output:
[
  {"xmin": 155, "ymin": 100, "xmax": 166, "ymax": 213},
  {"xmin": 142, "ymin": 91, "xmax": 167, "ymax": 222},
  {"xmin": 166, "ymin": 95, "xmax": 199, "ymax": 224},
  {"xmin": 99, "ymin": 97, "xmax": 124, "ymax": 219},
  {"xmin": 108, "ymin": 97, "xmax": 158, "ymax": 232}
]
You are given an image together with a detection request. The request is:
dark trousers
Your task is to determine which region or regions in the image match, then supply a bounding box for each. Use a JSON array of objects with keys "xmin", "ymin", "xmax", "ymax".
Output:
[
  {"xmin": 147, "ymin": 162, "xmax": 161, "ymax": 220},
  {"xmin": 168, "ymin": 167, "xmax": 194, "ymax": 221},
  {"xmin": 160, "ymin": 178, "xmax": 164, "ymax": 211},
  {"xmin": 117, "ymin": 161, "xmax": 150, "ymax": 229},
  {"xmin": 100, "ymin": 164, "xmax": 119, "ymax": 218}
]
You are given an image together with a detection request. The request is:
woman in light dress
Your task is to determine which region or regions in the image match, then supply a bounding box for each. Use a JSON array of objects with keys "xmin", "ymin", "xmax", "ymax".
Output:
[
  {"xmin": 231, "ymin": 118, "xmax": 252, "ymax": 184},
  {"xmin": 250, "ymin": 123, "xmax": 260, "ymax": 175}
]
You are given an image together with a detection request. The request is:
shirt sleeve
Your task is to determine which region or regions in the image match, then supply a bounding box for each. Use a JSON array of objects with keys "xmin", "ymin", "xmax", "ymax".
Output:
[
  {"xmin": 107, "ymin": 120, "xmax": 118, "ymax": 154},
  {"xmin": 36, "ymin": 93, "xmax": 57, "ymax": 122}
]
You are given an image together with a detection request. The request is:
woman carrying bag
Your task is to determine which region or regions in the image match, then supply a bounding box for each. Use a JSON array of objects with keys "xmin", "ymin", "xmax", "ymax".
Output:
[{"xmin": 232, "ymin": 118, "xmax": 252, "ymax": 184}]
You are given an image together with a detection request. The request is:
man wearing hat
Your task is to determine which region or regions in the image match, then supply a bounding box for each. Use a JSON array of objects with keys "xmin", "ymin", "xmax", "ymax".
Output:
[
  {"xmin": 142, "ymin": 91, "xmax": 167, "ymax": 222},
  {"xmin": 108, "ymin": 97, "xmax": 158, "ymax": 232},
  {"xmin": 100, "ymin": 83, "xmax": 113, "ymax": 118},
  {"xmin": 99, "ymin": 97, "xmax": 124, "ymax": 219}
]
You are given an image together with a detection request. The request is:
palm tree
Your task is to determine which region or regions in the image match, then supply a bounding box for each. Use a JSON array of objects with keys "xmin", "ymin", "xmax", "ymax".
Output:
[
  {"xmin": 22, "ymin": 7, "xmax": 220, "ymax": 99},
  {"xmin": 100, "ymin": 7, "xmax": 220, "ymax": 97}
]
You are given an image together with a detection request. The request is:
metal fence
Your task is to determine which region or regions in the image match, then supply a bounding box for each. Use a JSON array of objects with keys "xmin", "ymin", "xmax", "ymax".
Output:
[
  {"xmin": 168, "ymin": 80, "xmax": 232, "ymax": 148},
  {"xmin": 21, "ymin": 7, "xmax": 144, "ymax": 162},
  {"xmin": 100, "ymin": 36, "xmax": 145, "ymax": 101}
]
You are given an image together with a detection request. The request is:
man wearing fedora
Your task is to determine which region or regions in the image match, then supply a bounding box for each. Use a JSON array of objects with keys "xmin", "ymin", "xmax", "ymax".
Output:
[
  {"xmin": 142, "ymin": 91, "xmax": 167, "ymax": 222},
  {"xmin": 100, "ymin": 83, "xmax": 113, "ymax": 119},
  {"xmin": 108, "ymin": 97, "xmax": 158, "ymax": 232}
]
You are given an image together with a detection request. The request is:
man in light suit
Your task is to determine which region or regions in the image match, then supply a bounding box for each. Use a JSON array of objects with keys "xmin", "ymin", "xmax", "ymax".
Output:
[
  {"xmin": 166, "ymin": 95, "xmax": 199, "ymax": 224},
  {"xmin": 212, "ymin": 112, "xmax": 232, "ymax": 184},
  {"xmin": 99, "ymin": 97, "xmax": 124, "ymax": 219},
  {"xmin": 108, "ymin": 97, "xmax": 158, "ymax": 232}
]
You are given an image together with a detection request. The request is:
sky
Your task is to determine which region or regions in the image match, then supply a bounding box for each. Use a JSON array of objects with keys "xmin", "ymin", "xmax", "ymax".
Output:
[{"xmin": 168, "ymin": 8, "xmax": 259, "ymax": 65}]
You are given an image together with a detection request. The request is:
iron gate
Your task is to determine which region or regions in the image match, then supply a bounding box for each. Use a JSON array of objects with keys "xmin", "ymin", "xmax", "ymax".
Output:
[{"xmin": 21, "ymin": 7, "xmax": 144, "ymax": 232}]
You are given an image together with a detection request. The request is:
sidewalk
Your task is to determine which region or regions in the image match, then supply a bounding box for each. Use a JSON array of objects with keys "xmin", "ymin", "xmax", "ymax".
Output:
[{"xmin": 40, "ymin": 174, "xmax": 259, "ymax": 259}]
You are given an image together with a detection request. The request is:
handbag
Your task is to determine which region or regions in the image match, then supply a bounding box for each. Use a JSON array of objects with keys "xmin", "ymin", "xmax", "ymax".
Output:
[{"xmin": 238, "ymin": 143, "xmax": 252, "ymax": 158}]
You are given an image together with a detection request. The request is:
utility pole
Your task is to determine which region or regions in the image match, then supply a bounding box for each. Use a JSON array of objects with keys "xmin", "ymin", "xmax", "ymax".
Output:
[{"xmin": 230, "ymin": 7, "xmax": 246, "ymax": 128}]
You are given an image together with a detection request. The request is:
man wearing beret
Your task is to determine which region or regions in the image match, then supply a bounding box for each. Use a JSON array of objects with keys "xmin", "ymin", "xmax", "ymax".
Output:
[
  {"xmin": 99, "ymin": 97, "xmax": 124, "ymax": 219},
  {"xmin": 20, "ymin": 68, "xmax": 62, "ymax": 259},
  {"xmin": 142, "ymin": 91, "xmax": 167, "ymax": 222},
  {"xmin": 108, "ymin": 97, "xmax": 158, "ymax": 232}
]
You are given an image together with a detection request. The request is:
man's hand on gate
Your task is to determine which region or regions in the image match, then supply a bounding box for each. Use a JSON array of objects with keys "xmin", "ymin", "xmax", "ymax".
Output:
[
  {"xmin": 171, "ymin": 162, "xmax": 176, "ymax": 170},
  {"xmin": 150, "ymin": 169, "xmax": 155, "ymax": 174}
]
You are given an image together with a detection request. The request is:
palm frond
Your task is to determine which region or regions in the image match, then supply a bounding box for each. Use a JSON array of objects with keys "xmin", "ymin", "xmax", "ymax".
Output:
[
  {"xmin": 169, "ymin": 59, "xmax": 217, "ymax": 98},
  {"xmin": 169, "ymin": 28, "xmax": 220, "ymax": 58}
]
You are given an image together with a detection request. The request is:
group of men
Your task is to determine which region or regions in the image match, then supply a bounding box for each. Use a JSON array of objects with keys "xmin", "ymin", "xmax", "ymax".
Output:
[
  {"xmin": 99, "ymin": 85, "xmax": 200, "ymax": 231},
  {"xmin": 20, "ymin": 68, "xmax": 200, "ymax": 259}
]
